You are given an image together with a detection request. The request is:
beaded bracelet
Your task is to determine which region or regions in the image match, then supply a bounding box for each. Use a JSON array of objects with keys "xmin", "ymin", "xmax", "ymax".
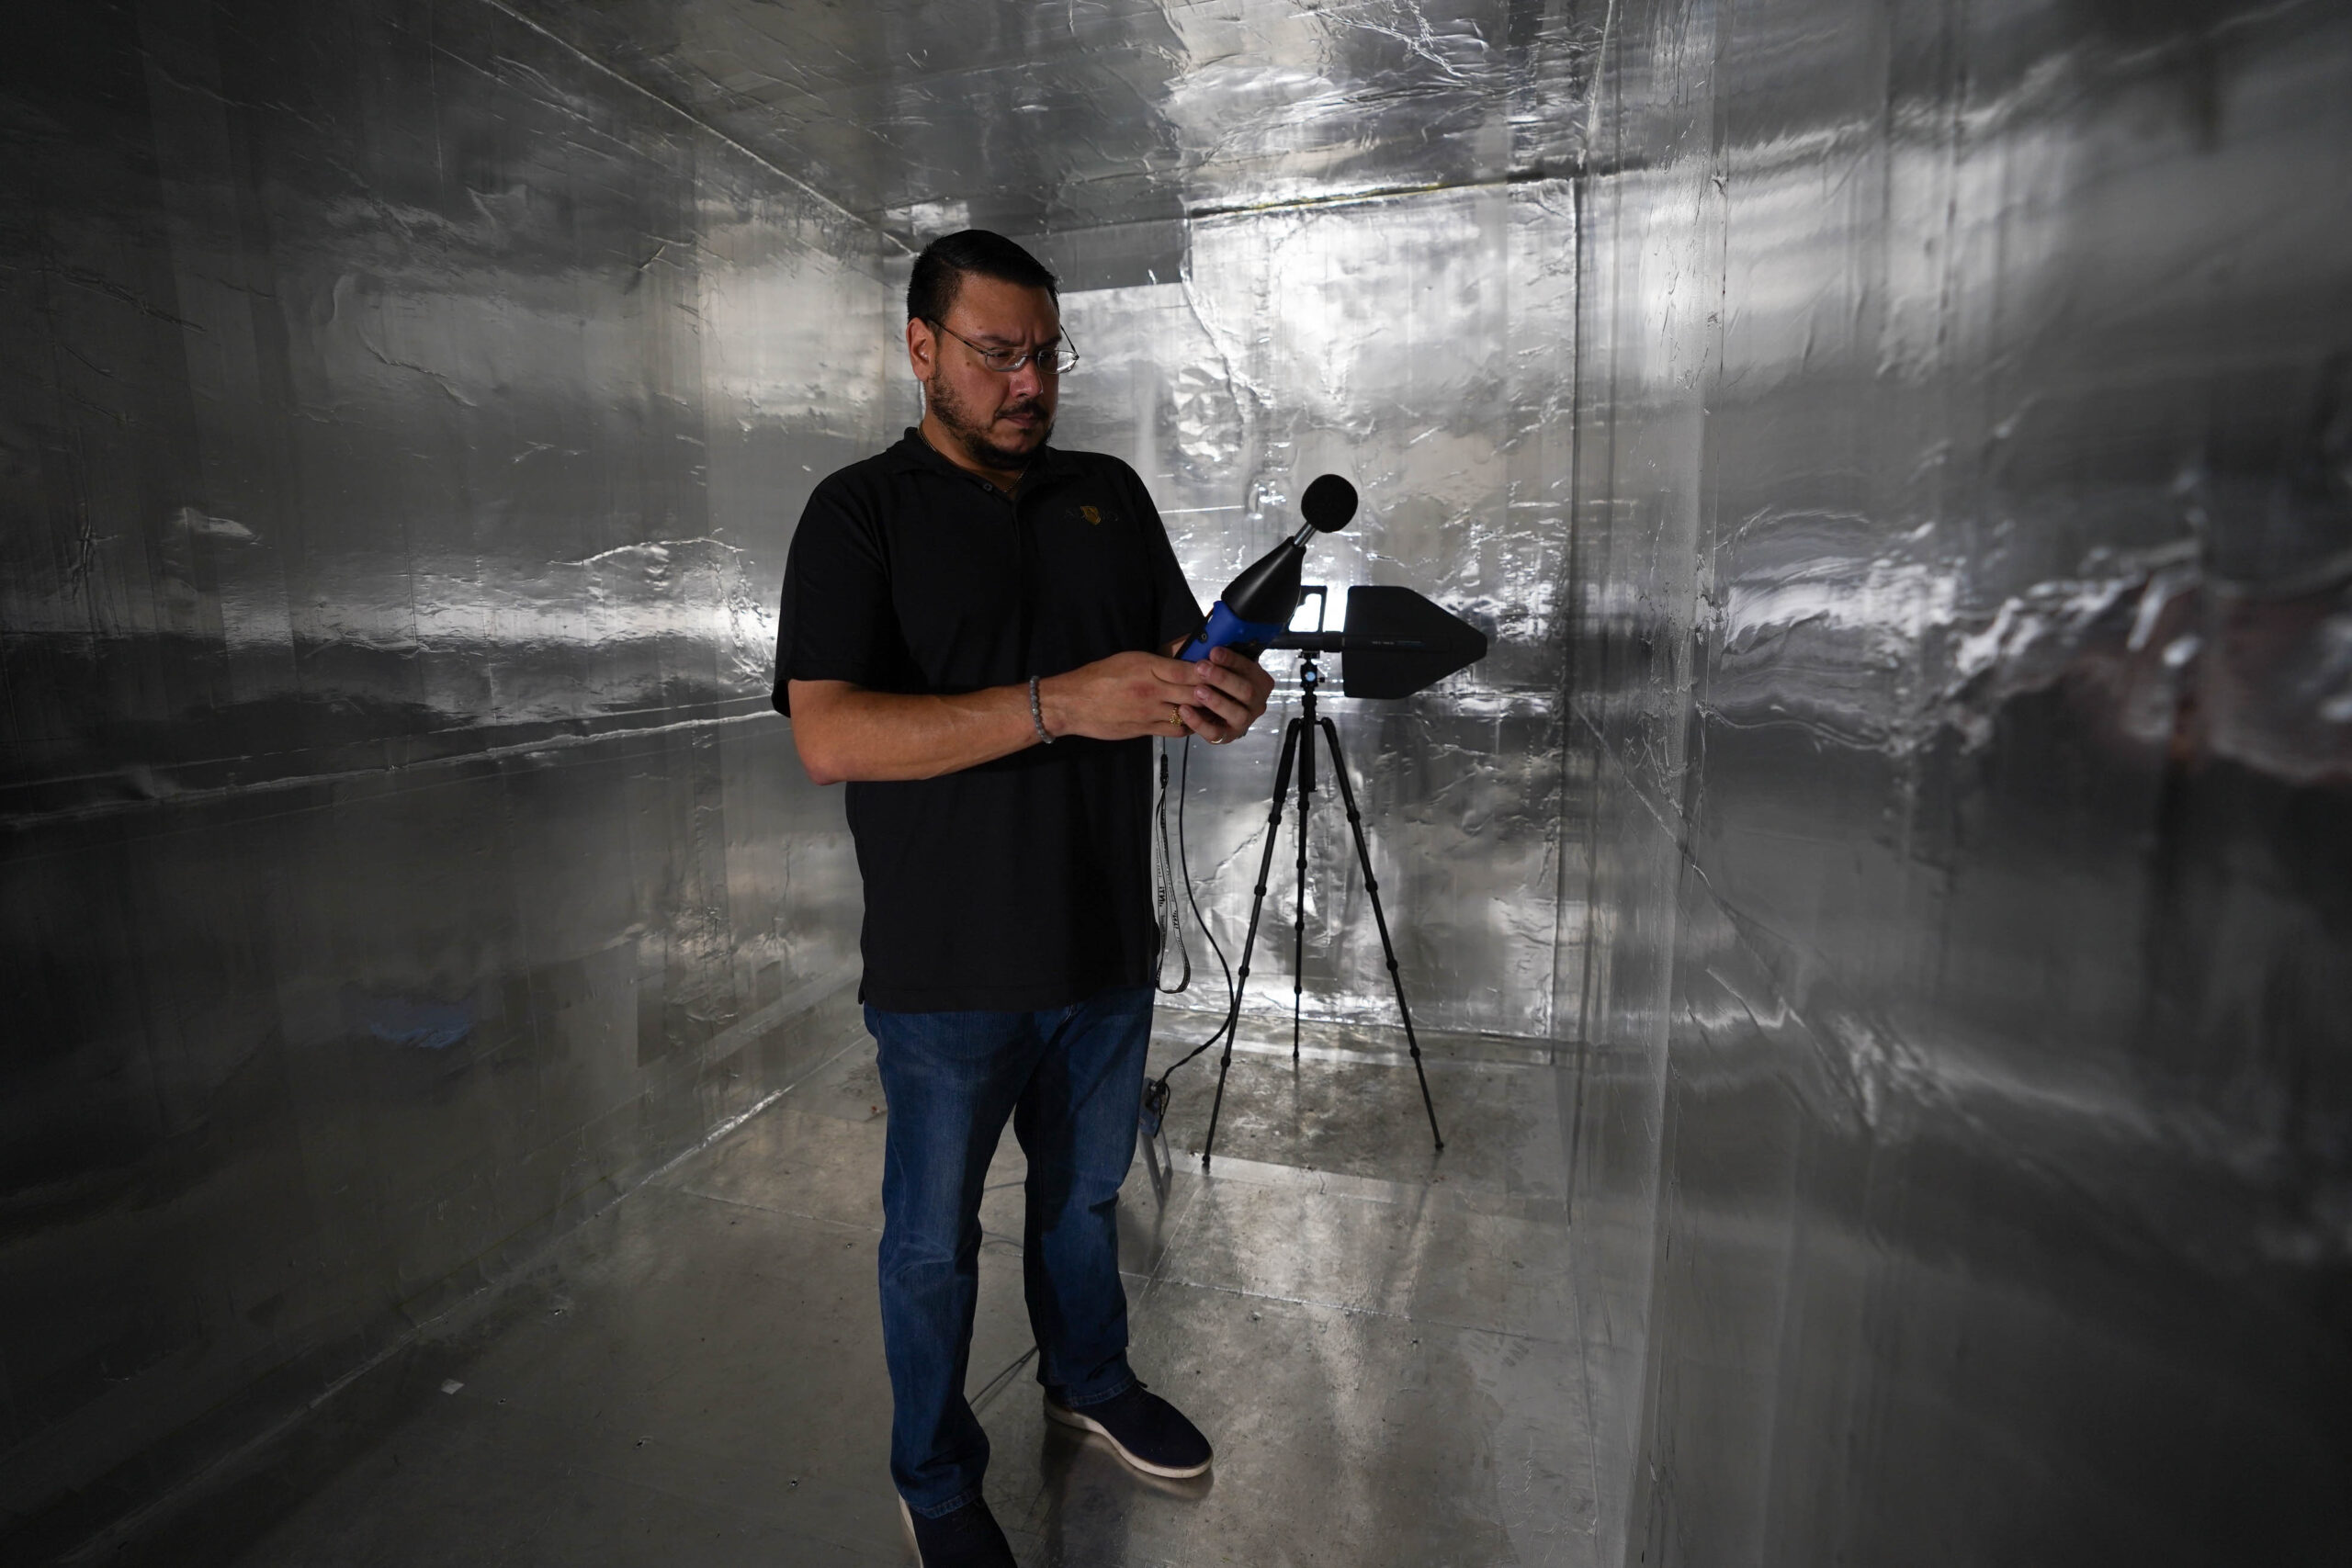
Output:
[{"xmin": 1028, "ymin": 675, "xmax": 1055, "ymax": 746}]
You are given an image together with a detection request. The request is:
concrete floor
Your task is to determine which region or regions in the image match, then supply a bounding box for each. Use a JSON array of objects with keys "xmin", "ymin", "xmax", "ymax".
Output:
[{"xmin": 93, "ymin": 1009, "xmax": 1594, "ymax": 1567}]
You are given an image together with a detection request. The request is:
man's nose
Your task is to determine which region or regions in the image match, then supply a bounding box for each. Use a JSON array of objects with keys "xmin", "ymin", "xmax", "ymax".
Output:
[{"xmin": 1004, "ymin": 356, "xmax": 1046, "ymax": 400}]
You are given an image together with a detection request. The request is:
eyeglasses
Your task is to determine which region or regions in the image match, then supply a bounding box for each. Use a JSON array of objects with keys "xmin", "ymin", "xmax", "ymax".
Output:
[{"xmin": 925, "ymin": 318, "xmax": 1081, "ymax": 376}]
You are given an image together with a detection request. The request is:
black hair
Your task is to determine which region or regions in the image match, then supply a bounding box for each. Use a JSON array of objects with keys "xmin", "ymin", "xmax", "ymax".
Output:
[{"xmin": 906, "ymin": 230, "xmax": 1058, "ymax": 324}]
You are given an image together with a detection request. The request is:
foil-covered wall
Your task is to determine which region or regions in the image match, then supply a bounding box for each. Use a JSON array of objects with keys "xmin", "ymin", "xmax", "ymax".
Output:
[
  {"xmin": 509, "ymin": 0, "xmax": 1598, "ymax": 1041},
  {"xmin": 1051, "ymin": 186, "xmax": 1579, "ymax": 1039},
  {"xmin": 0, "ymin": 0, "xmax": 886, "ymax": 1530},
  {"xmin": 1566, "ymin": 0, "xmax": 2352, "ymax": 1561},
  {"xmin": 13, "ymin": 0, "xmax": 2347, "ymax": 1559}
]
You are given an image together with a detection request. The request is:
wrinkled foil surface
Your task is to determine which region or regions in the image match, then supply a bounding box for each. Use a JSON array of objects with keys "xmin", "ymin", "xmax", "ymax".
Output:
[
  {"xmin": 5, "ymin": 0, "xmax": 2348, "ymax": 1561},
  {"xmin": 1565, "ymin": 0, "xmax": 2352, "ymax": 1560}
]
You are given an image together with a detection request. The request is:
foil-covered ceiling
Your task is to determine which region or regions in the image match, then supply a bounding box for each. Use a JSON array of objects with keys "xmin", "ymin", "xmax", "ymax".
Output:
[{"xmin": 504, "ymin": 0, "xmax": 1589, "ymax": 274}]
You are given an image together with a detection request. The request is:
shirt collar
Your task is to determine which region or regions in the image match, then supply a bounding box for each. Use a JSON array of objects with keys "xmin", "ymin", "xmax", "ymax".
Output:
[{"xmin": 889, "ymin": 426, "xmax": 1078, "ymax": 486}]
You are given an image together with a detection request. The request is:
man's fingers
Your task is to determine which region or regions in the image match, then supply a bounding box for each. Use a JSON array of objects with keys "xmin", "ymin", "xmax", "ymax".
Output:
[
  {"xmin": 1189, "ymin": 663, "xmax": 1254, "ymax": 705},
  {"xmin": 1187, "ymin": 682, "xmax": 1249, "ymax": 730},
  {"xmin": 1158, "ymin": 650, "xmax": 1269, "ymax": 702},
  {"xmin": 1136, "ymin": 650, "xmax": 1266, "ymax": 739},
  {"xmin": 1181, "ymin": 653, "xmax": 1265, "ymax": 714},
  {"xmin": 1205, "ymin": 646, "xmax": 1276, "ymax": 707},
  {"xmin": 1188, "ymin": 670, "xmax": 1248, "ymax": 710},
  {"xmin": 1209, "ymin": 646, "xmax": 1272, "ymax": 687},
  {"xmin": 1178, "ymin": 704, "xmax": 1235, "ymax": 743}
]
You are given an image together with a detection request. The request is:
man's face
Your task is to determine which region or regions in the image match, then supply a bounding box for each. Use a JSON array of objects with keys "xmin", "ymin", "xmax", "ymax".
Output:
[{"xmin": 909, "ymin": 274, "xmax": 1061, "ymax": 470}]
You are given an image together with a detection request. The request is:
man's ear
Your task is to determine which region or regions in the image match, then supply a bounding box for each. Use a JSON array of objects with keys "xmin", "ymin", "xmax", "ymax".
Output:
[{"xmin": 906, "ymin": 317, "xmax": 936, "ymax": 380}]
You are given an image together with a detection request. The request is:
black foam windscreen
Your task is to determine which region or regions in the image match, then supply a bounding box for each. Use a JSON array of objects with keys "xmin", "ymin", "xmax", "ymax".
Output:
[{"xmin": 1300, "ymin": 473, "xmax": 1357, "ymax": 532}]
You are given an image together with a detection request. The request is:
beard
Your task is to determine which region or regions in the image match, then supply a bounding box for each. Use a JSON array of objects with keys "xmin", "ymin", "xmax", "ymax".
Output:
[{"xmin": 924, "ymin": 370, "xmax": 1053, "ymax": 470}]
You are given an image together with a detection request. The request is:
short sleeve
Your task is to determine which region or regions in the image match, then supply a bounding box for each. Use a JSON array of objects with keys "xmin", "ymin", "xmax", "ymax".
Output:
[
  {"xmin": 1123, "ymin": 466, "xmax": 1203, "ymax": 649},
  {"xmin": 771, "ymin": 479, "xmax": 899, "ymax": 716}
]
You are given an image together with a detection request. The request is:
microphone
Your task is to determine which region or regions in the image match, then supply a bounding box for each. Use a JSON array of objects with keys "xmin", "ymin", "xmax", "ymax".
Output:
[{"xmin": 1178, "ymin": 475, "xmax": 1356, "ymax": 662}]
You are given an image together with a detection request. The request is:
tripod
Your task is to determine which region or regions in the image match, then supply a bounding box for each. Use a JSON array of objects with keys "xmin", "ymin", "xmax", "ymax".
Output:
[{"xmin": 1199, "ymin": 652, "xmax": 1445, "ymax": 1168}]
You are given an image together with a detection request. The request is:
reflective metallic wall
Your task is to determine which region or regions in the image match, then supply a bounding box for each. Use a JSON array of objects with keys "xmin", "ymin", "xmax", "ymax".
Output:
[
  {"xmin": 10, "ymin": 0, "xmax": 2349, "ymax": 1560},
  {"xmin": 514, "ymin": 0, "xmax": 1599, "ymax": 1039},
  {"xmin": 1566, "ymin": 0, "xmax": 2352, "ymax": 1561},
  {"xmin": 1, "ymin": 0, "xmax": 886, "ymax": 1533},
  {"xmin": 1053, "ymin": 187, "xmax": 1579, "ymax": 1039}
]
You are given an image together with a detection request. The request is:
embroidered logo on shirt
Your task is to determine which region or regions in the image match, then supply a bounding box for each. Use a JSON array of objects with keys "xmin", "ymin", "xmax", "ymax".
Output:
[{"xmin": 1079, "ymin": 504, "xmax": 1103, "ymax": 525}]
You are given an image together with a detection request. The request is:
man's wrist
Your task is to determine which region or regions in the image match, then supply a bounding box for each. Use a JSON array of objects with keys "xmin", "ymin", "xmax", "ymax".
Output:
[
  {"xmin": 1034, "ymin": 672, "xmax": 1067, "ymax": 741},
  {"xmin": 1027, "ymin": 675, "xmax": 1055, "ymax": 746}
]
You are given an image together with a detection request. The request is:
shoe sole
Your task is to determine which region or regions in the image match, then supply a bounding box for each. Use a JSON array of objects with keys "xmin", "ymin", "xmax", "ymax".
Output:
[{"xmin": 1043, "ymin": 1400, "xmax": 1213, "ymax": 1479}]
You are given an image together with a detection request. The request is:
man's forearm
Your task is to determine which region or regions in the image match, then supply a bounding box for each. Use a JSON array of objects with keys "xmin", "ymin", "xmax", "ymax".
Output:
[
  {"xmin": 787, "ymin": 646, "xmax": 1266, "ymax": 785},
  {"xmin": 787, "ymin": 680, "xmax": 1042, "ymax": 784}
]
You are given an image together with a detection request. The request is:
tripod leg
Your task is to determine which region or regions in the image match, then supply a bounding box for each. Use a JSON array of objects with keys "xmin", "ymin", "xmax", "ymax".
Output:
[
  {"xmin": 1203, "ymin": 716, "xmax": 1305, "ymax": 1170},
  {"xmin": 1318, "ymin": 717, "xmax": 1444, "ymax": 1154},
  {"xmin": 1290, "ymin": 719, "xmax": 1315, "ymax": 1064}
]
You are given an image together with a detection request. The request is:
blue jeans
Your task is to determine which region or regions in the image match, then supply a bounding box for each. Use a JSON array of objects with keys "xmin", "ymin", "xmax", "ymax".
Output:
[{"xmin": 867, "ymin": 986, "xmax": 1155, "ymax": 1517}]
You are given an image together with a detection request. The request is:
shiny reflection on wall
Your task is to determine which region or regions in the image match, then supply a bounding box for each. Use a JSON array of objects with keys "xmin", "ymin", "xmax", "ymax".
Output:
[
  {"xmin": 1566, "ymin": 0, "xmax": 2352, "ymax": 1561},
  {"xmin": 506, "ymin": 0, "xmax": 1590, "ymax": 265},
  {"xmin": 0, "ymin": 0, "xmax": 884, "ymax": 1533},
  {"xmin": 1054, "ymin": 178, "xmax": 1578, "ymax": 1039},
  {"xmin": 492, "ymin": 0, "xmax": 1601, "ymax": 1040},
  {"xmin": 499, "ymin": 3, "xmax": 1600, "ymax": 1032}
]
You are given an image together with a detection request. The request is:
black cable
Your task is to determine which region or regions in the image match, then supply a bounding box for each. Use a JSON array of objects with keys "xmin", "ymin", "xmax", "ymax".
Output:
[
  {"xmin": 1150, "ymin": 739, "xmax": 1191, "ymax": 994},
  {"xmin": 1155, "ymin": 734, "xmax": 1238, "ymax": 1084}
]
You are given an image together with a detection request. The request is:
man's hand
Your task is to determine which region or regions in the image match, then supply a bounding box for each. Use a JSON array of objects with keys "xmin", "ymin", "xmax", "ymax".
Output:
[
  {"xmin": 1172, "ymin": 645, "xmax": 1274, "ymax": 745},
  {"xmin": 1039, "ymin": 650, "xmax": 1222, "ymax": 743}
]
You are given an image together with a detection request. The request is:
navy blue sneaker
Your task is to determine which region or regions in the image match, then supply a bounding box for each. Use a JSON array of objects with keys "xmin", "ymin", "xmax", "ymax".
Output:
[
  {"xmin": 899, "ymin": 1495, "xmax": 1016, "ymax": 1568},
  {"xmin": 1044, "ymin": 1381, "xmax": 1214, "ymax": 1479}
]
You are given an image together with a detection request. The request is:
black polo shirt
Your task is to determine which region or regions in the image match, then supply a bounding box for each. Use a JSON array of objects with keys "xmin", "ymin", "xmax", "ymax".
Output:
[{"xmin": 772, "ymin": 430, "xmax": 1203, "ymax": 1012}]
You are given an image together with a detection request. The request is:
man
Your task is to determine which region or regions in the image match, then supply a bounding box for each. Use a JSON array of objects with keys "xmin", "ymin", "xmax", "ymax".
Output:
[{"xmin": 772, "ymin": 231, "xmax": 1274, "ymax": 1568}]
